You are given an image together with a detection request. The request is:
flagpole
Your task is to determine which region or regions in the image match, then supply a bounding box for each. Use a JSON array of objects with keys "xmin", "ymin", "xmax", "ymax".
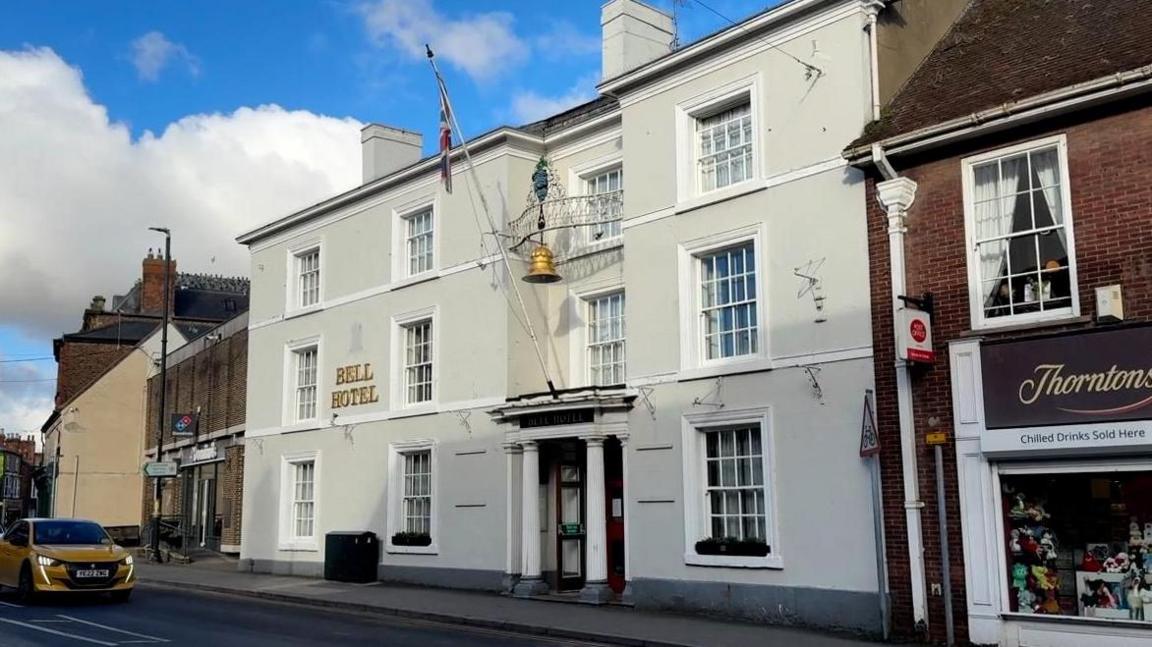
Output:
[{"xmin": 426, "ymin": 45, "xmax": 558, "ymax": 398}]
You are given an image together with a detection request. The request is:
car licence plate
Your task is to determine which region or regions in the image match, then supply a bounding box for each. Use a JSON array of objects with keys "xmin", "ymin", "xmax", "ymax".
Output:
[{"xmin": 75, "ymin": 569, "xmax": 110, "ymax": 578}]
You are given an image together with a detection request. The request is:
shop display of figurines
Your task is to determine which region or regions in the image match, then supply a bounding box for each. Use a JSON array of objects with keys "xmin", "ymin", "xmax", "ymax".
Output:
[
  {"xmin": 1005, "ymin": 489, "xmax": 1062, "ymax": 614},
  {"xmin": 1078, "ymin": 569, "xmax": 1152, "ymax": 621},
  {"xmin": 1125, "ymin": 518, "xmax": 1152, "ymax": 570}
]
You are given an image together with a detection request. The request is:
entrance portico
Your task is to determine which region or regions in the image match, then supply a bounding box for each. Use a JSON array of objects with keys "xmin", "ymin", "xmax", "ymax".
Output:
[{"xmin": 491, "ymin": 387, "xmax": 633, "ymax": 604}]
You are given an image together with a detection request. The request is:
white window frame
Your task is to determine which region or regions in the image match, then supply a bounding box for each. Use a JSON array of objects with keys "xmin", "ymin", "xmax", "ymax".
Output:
[
  {"xmin": 585, "ymin": 290, "xmax": 626, "ymax": 387},
  {"xmin": 286, "ymin": 239, "xmax": 324, "ymax": 316},
  {"xmin": 681, "ymin": 407, "xmax": 780, "ymax": 569},
  {"xmin": 386, "ymin": 439, "xmax": 439, "ymax": 555},
  {"xmin": 392, "ymin": 196, "xmax": 439, "ymax": 286},
  {"xmin": 674, "ymin": 75, "xmax": 763, "ymax": 209},
  {"xmin": 390, "ymin": 306, "xmax": 438, "ymax": 413},
  {"xmin": 677, "ymin": 224, "xmax": 768, "ymax": 373},
  {"xmin": 278, "ymin": 450, "xmax": 320, "ymax": 551},
  {"xmin": 282, "ymin": 336, "xmax": 322, "ymax": 428},
  {"xmin": 962, "ymin": 135, "xmax": 1080, "ymax": 330},
  {"xmin": 567, "ymin": 281, "xmax": 625, "ymax": 388}
]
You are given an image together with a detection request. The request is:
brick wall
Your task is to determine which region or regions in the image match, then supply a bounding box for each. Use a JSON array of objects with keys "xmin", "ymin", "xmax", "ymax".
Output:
[
  {"xmin": 145, "ymin": 331, "xmax": 247, "ymax": 449},
  {"xmin": 55, "ymin": 341, "xmax": 134, "ymax": 407},
  {"xmin": 867, "ymin": 102, "xmax": 1152, "ymax": 643},
  {"xmin": 140, "ymin": 255, "xmax": 176, "ymax": 316},
  {"xmin": 222, "ymin": 444, "xmax": 244, "ymax": 548}
]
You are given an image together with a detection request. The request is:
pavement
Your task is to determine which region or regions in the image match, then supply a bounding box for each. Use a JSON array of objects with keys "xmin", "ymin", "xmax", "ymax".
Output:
[
  {"xmin": 0, "ymin": 584, "xmax": 601, "ymax": 646},
  {"xmin": 134, "ymin": 560, "xmax": 889, "ymax": 647}
]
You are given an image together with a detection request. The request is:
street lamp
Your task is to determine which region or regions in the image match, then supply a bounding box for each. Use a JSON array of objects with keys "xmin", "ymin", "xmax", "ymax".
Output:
[{"xmin": 148, "ymin": 226, "xmax": 171, "ymax": 562}]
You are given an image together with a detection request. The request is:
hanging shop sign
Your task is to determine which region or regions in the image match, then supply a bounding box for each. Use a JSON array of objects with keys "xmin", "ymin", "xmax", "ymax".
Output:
[
  {"xmin": 898, "ymin": 308, "xmax": 934, "ymax": 363},
  {"xmin": 330, "ymin": 363, "xmax": 380, "ymax": 409},
  {"xmin": 171, "ymin": 413, "xmax": 197, "ymax": 436},
  {"xmin": 980, "ymin": 325, "xmax": 1152, "ymax": 454}
]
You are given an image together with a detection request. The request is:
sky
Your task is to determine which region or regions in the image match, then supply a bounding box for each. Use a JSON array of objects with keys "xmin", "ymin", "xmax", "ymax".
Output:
[{"xmin": 0, "ymin": 0, "xmax": 768, "ymax": 437}]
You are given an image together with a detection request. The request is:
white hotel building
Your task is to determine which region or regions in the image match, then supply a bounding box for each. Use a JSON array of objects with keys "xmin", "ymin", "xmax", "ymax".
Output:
[{"xmin": 237, "ymin": 0, "xmax": 950, "ymax": 633}]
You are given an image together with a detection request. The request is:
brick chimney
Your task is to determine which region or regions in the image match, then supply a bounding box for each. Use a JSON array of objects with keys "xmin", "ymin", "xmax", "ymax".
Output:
[
  {"xmin": 81, "ymin": 294, "xmax": 111, "ymax": 331},
  {"xmin": 141, "ymin": 249, "xmax": 177, "ymax": 316}
]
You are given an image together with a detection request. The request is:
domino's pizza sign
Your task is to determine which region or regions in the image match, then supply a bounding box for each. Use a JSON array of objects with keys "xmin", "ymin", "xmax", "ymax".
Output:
[{"xmin": 171, "ymin": 413, "xmax": 197, "ymax": 436}]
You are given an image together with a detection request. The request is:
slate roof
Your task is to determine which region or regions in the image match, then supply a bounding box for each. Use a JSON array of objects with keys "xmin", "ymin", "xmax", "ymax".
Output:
[
  {"xmin": 853, "ymin": 0, "xmax": 1152, "ymax": 148},
  {"xmin": 61, "ymin": 320, "xmax": 158, "ymax": 343},
  {"xmin": 111, "ymin": 272, "xmax": 249, "ymax": 321}
]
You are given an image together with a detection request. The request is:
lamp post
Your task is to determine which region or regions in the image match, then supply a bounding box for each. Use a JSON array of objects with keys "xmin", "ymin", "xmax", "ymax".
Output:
[{"xmin": 148, "ymin": 227, "xmax": 171, "ymax": 562}]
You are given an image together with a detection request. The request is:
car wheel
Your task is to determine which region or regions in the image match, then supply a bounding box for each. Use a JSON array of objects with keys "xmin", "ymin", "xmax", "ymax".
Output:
[
  {"xmin": 110, "ymin": 589, "xmax": 132, "ymax": 603},
  {"xmin": 16, "ymin": 564, "xmax": 36, "ymax": 603}
]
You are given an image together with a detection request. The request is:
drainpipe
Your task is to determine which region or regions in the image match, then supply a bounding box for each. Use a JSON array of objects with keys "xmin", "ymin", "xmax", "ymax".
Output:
[
  {"xmin": 872, "ymin": 143, "xmax": 928, "ymax": 632},
  {"xmin": 864, "ymin": 1, "xmax": 884, "ymax": 121}
]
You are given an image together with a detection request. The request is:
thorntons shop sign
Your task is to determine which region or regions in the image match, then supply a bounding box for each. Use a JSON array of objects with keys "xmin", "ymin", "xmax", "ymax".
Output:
[{"xmin": 980, "ymin": 326, "xmax": 1152, "ymax": 454}]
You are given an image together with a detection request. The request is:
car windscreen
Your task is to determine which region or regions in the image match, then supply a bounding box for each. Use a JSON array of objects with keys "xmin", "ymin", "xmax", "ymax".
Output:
[{"xmin": 33, "ymin": 520, "xmax": 111, "ymax": 545}]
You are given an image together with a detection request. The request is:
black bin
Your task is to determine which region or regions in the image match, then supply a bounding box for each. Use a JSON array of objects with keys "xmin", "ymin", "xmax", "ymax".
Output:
[{"xmin": 324, "ymin": 531, "xmax": 379, "ymax": 583}]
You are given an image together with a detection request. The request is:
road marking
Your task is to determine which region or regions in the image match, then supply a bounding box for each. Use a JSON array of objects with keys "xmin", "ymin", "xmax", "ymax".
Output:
[
  {"xmin": 0, "ymin": 617, "xmax": 118, "ymax": 645},
  {"xmin": 58, "ymin": 615, "xmax": 171, "ymax": 643},
  {"xmin": 0, "ymin": 600, "xmax": 24, "ymax": 608}
]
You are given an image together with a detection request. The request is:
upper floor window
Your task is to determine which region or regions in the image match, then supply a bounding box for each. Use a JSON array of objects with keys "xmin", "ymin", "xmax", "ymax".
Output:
[
  {"xmin": 295, "ymin": 248, "xmax": 320, "ymax": 308},
  {"xmin": 965, "ymin": 136, "xmax": 1077, "ymax": 328},
  {"xmin": 404, "ymin": 319, "xmax": 433, "ymax": 405},
  {"xmin": 697, "ymin": 102, "xmax": 753, "ymax": 193},
  {"xmin": 293, "ymin": 346, "xmax": 318, "ymax": 422},
  {"xmin": 405, "ymin": 209, "xmax": 434, "ymax": 277},
  {"xmin": 701, "ymin": 243, "xmax": 758, "ymax": 360},
  {"xmin": 587, "ymin": 292, "xmax": 625, "ymax": 386},
  {"xmin": 585, "ymin": 168, "xmax": 623, "ymax": 243}
]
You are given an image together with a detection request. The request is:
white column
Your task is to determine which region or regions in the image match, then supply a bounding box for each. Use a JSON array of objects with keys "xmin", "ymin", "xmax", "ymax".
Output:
[
  {"xmin": 580, "ymin": 436, "xmax": 612, "ymax": 603},
  {"xmin": 503, "ymin": 442, "xmax": 523, "ymax": 592},
  {"xmin": 513, "ymin": 440, "xmax": 547, "ymax": 596}
]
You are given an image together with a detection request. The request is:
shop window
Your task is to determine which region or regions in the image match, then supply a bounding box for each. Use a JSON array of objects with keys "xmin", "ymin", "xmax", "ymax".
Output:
[{"xmin": 1001, "ymin": 470, "xmax": 1152, "ymax": 622}]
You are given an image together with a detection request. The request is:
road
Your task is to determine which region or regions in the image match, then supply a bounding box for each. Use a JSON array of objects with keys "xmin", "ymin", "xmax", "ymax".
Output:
[{"xmin": 0, "ymin": 585, "xmax": 603, "ymax": 646}]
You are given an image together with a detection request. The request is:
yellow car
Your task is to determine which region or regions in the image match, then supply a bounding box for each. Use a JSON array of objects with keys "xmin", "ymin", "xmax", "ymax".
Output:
[{"xmin": 0, "ymin": 518, "xmax": 136, "ymax": 602}]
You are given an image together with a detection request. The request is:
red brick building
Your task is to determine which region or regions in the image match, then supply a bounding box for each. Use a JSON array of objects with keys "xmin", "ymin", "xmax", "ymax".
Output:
[
  {"xmin": 143, "ymin": 312, "xmax": 248, "ymax": 555},
  {"xmin": 846, "ymin": 1, "xmax": 1152, "ymax": 645}
]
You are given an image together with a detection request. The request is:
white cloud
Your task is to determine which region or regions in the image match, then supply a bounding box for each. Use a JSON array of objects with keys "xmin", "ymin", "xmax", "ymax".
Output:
[
  {"xmin": 0, "ymin": 47, "xmax": 362, "ymax": 339},
  {"xmin": 130, "ymin": 31, "xmax": 200, "ymax": 82},
  {"xmin": 0, "ymin": 358, "xmax": 54, "ymax": 438},
  {"xmin": 358, "ymin": 0, "xmax": 528, "ymax": 83},
  {"xmin": 510, "ymin": 74, "xmax": 599, "ymax": 124}
]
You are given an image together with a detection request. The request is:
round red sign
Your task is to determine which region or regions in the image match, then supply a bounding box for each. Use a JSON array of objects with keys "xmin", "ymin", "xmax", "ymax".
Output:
[{"xmin": 910, "ymin": 319, "xmax": 927, "ymax": 343}]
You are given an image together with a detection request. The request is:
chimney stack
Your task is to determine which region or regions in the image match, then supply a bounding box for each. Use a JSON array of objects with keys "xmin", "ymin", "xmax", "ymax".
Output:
[
  {"xmin": 142, "ymin": 252, "xmax": 177, "ymax": 316},
  {"xmin": 361, "ymin": 124, "xmax": 423, "ymax": 184},
  {"xmin": 601, "ymin": 0, "xmax": 675, "ymax": 81}
]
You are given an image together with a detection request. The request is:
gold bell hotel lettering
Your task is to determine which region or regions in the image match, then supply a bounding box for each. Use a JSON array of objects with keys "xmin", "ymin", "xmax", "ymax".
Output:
[{"xmin": 330, "ymin": 363, "xmax": 379, "ymax": 409}]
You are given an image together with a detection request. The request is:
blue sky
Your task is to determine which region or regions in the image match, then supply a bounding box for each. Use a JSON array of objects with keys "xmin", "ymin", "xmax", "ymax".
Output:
[{"xmin": 0, "ymin": 0, "xmax": 765, "ymax": 434}]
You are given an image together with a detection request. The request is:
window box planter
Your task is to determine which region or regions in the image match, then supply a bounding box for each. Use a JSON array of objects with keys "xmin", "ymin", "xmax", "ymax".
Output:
[
  {"xmin": 694, "ymin": 537, "xmax": 770, "ymax": 557},
  {"xmin": 391, "ymin": 532, "xmax": 432, "ymax": 547}
]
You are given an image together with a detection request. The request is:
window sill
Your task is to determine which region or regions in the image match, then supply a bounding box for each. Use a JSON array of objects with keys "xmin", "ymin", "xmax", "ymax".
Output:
[
  {"xmin": 278, "ymin": 541, "xmax": 319, "ymax": 552},
  {"xmin": 679, "ymin": 356, "xmax": 771, "ymax": 382},
  {"xmin": 385, "ymin": 544, "xmax": 439, "ymax": 555},
  {"xmin": 279, "ymin": 421, "xmax": 323, "ymax": 434},
  {"xmin": 961, "ymin": 313, "xmax": 1090, "ymax": 338},
  {"xmin": 684, "ymin": 553, "xmax": 783, "ymax": 569},
  {"xmin": 391, "ymin": 272, "xmax": 439, "ymax": 291},
  {"xmin": 675, "ymin": 180, "xmax": 766, "ymax": 215},
  {"xmin": 1001, "ymin": 611, "xmax": 1152, "ymax": 629},
  {"xmin": 390, "ymin": 403, "xmax": 438, "ymax": 420},
  {"xmin": 285, "ymin": 304, "xmax": 324, "ymax": 320}
]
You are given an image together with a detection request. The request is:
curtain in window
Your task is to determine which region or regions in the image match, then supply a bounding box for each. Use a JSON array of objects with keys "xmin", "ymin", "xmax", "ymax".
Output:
[
  {"xmin": 974, "ymin": 157, "xmax": 1022, "ymax": 305},
  {"xmin": 1031, "ymin": 148, "xmax": 1065, "ymax": 247}
]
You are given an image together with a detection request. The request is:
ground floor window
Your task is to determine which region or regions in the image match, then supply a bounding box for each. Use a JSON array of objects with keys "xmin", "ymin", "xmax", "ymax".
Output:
[
  {"xmin": 1001, "ymin": 469, "xmax": 1152, "ymax": 621},
  {"xmin": 387, "ymin": 441, "xmax": 437, "ymax": 553}
]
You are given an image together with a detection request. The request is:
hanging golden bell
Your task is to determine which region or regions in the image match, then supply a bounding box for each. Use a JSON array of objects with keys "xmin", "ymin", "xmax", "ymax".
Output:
[{"xmin": 523, "ymin": 243, "xmax": 562, "ymax": 283}]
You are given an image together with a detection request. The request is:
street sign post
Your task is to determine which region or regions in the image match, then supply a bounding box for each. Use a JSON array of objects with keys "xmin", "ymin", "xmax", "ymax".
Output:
[{"xmin": 143, "ymin": 461, "xmax": 179, "ymax": 478}]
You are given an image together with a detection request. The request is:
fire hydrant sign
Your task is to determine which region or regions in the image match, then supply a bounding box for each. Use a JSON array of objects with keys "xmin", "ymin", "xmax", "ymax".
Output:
[{"xmin": 899, "ymin": 308, "xmax": 934, "ymax": 363}]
